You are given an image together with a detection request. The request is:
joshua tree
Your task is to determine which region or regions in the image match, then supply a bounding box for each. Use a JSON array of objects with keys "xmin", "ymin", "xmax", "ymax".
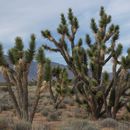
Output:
[
  {"xmin": 44, "ymin": 59, "xmax": 55, "ymax": 102},
  {"xmin": 44, "ymin": 61, "xmax": 70, "ymax": 109},
  {"xmin": 52, "ymin": 66, "xmax": 70, "ymax": 109},
  {"xmin": 41, "ymin": 7, "xmax": 130, "ymax": 119},
  {"xmin": 0, "ymin": 35, "xmax": 46, "ymax": 122}
]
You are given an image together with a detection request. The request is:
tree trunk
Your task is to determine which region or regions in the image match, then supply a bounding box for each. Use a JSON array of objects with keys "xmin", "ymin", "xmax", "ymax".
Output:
[
  {"xmin": 22, "ymin": 71, "xmax": 29, "ymax": 121},
  {"xmin": 49, "ymin": 80, "xmax": 56, "ymax": 102},
  {"xmin": 4, "ymin": 74, "xmax": 21, "ymax": 119},
  {"xmin": 30, "ymin": 93, "xmax": 40, "ymax": 123}
]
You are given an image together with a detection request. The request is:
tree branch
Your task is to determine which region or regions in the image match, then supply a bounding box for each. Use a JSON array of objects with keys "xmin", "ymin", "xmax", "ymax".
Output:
[
  {"xmin": 42, "ymin": 44, "xmax": 60, "ymax": 52},
  {"xmin": 103, "ymin": 54, "xmax": 112, "ymax": 65}
]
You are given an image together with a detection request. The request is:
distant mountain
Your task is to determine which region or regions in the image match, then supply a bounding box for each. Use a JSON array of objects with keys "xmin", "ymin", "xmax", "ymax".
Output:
[
  {"xmin": 0, "ymin": 56, "xmax": 113, "ymax": 83},
  {"xmin": 28, "ymin": 60, "xmax": 74, "ymax": 81},
  {"xmin": 0, "ymin": 56, "xmax": 73, "ymax": 82}
]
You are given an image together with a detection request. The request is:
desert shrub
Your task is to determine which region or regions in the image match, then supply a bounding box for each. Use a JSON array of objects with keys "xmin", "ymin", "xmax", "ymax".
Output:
[
  {"xmin": 58, "ymin": 103, "xmax": 66, "ymax": 109},
  {"xmin": 82, "ymin": 124, "xmax": 99, "ymax": 130},
  {"xmin": 0, "ymin": 86, "xmax": 8, "ymax": 92},
  {"xmin": 42, "ymin": 109, "xmax": 49, "ymax": 117},
  {"xmin": 0, "ymin": 117, "xmax": 13, "ymax": 130},
  {"xmin": 67, "ymin": 120, "xmax": 88, "ymax": 130},
  {"xmin": 60, "ymin": 120, "xmax": 99, "ymax": 130},
  {"xmin": 100, "ymin": 118, "xmax": 118, "ymax": 128},
  {"xmin": 47, "ymin": 111, "xmax": 60, "ymax": 121},
  {"xmin": 60, "ymin": 125, "xmax": 98, "ymax": 130},
  {"xmin": 0, "ymin": 104, "xmax": 13, "ymax": 112},
  {"xmin": 60, "ymin": 126, "xmax": 71, "ymax": 130},
  {"xmin": 0, "ymin": 117, "xmax": 9, "ymax": 130},
  {"xmin": 32, "ymin": 124, "xmax": 51, "ymax": 130},
  {"xmin": 120, "ymin": 111, "xmax": 130, "ymax": 121},
  {"xmin": 57, "ymin": 110, "xmax": 62, "ymax": 116},
  {"xmin": 13, "ymin": 120, "xmax": 31, "ymax": 130},
  {"xmin": 63, "ymin": 97, "xmax": 74, "ymax": 105},
  {"xmin": 117, "ymin": 124, "xmax": 129, "ymax": 130},
  {"xmin": 0, "ymin": 94, "xmax": 13, "ymax": 112},
  {"xmin": 74, "ymin": 108, "xmax": 81, "ymax": 117},
  {"xmin": 117, "ymin": 121, "xmax": 130, "ymax": 130}
]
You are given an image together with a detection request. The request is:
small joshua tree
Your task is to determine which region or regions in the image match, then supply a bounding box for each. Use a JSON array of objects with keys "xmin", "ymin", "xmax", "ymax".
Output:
[
  {"xmin": 41, "ymin": 7, "xmax": 130, "ymax": 119},
  {"xmin": 52, "ymin": 66, "xmax": 70, "ymax": 109},
  {"xmin": 44, "ymin": 59, "xmax": 55, "ymax": 102},
  {"xmin": 0, "ymin": 35, "xmax": 46, "ymax": 122},
  {"xmin": 44, "ymin": 61, "xmax": 70, "ymax": 109}
]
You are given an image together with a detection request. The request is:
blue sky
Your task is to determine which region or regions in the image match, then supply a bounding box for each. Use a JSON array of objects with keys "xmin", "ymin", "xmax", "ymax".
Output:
[{"xmin": 0, "ymin": 0, "xmax": 130, "ymax": 71}]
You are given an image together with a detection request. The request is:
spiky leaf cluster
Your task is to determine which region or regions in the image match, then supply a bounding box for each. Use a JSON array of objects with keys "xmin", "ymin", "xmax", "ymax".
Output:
[
  {"xmin": 41, "ymin": 30, "xmax": 52, "ymax": 40},
  {"xmin": 52, "ymin": 66, "xmax": 69, "ymax": 95},
  {"xmin": 73, "ymin": 40, "xmax": 87, "ymax": 74},
  {"xmin": 25, "ymin": 34, "xmax": 36, "ymax": 63},
  {"xmin": 57, "ymin": 14, "xmax": 69, "ymax": 35},
  {"xmin": 52, "ymin": 65, "xmax": 62, "ymax": 78},
  {"xmin": 7, "ymin": 35, "xmax": 36, "ymax": 65},
  {"xmin": 8, "ymin": 37, "xmax": 24, "ymax": 64},
  {"xmin": 91, "ymin": 18, "xmax": 98, "ymax": 33},
  {"xmin": 121, "ymin": 48, "xmax": 130, "ymax": 69},
  {"xmin": 68, "ymin": 8, "xmax": 79, "ymax": 33},
  {"xmin": 41, "ymin": 8, "xmax": 79, "ymax": 53},
  {"xmin": 35, "ymin": 47, "xmax": 45, "ymax": 64}
]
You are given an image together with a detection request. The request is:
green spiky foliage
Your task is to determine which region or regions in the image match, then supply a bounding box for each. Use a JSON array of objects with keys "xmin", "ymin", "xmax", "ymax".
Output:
[
  {"xmin": 44, "ymin": 63, "xmax": 70, "ymax": 109},
  {"xmin": 41, "ymin": 7, "xmax": 130, "ymax": 119},
  {"xmin": 52, "ymin": 66, "xmax": 70, "ymax": 109},
  {"xmin": 25, "ymin": 34, "xmax": 36, "ymax": 63},
  {"xmin": 0, "ymin": 34, "xmax": 47, "ymax": 123},
  {"xmin": 53, "ymin": 67, "xmax": 69, "ymax": 96},
  {"xmin": 35, "ymin": 47, "xmax": 45, "ymax": 64}
]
